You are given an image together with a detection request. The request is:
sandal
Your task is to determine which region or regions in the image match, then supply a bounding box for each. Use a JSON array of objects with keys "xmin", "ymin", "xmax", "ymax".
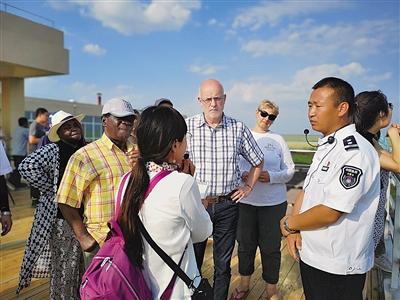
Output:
[{"xmin": 229, "ymin": 287, "xmax": 250, "ymax": 300}]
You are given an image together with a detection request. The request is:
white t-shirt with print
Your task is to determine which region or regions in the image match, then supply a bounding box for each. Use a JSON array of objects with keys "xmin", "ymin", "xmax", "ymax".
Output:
[{"xmin": 239, "ymin": 130, "xmax": 295, "ymax": 206}]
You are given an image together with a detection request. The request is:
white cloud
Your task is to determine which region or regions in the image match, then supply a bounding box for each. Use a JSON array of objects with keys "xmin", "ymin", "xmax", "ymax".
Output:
[
  {"xmin": 232, "ymin": 0, "xmax": 347, "ymax": 30},
  {"xmin": 241, "ymin": 19, "xmax": 396, "ymax": 58},
  {"xmin": 190, "ymin": 64, "xmax": 225, "ymax": 75},
  {"xmin": 224, "ymin": 62, "xmax": 370, "ymax": 133},
  {"xmin": 208, "ymin": 18, "xmax": 217, "ymax": 26},
  {"xmin": 47, "ymin": 1, "xmax": 76, "ymax": 11},
  {"xmin": 229, "ymin": 62, "xmax": 367, "ymax": 104},
  {"xmin": 365, "ymin": 72, "xmax": 392, "ymax": 83},
  {"xmin": 208, "ymin": 18, "xmax": 225, "ymax": 27},
  {"xmin": 83, "ymin": 43, "xmax": 107, "ymax": 56},
  {"xmin": 68, "ymin": 0, "xmax": 201, "ymax": 35}
]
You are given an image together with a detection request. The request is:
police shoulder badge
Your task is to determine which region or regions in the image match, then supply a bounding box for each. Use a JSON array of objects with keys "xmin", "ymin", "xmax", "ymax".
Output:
[
  {"xmin": 343, "ymin": 135, "xmax": 359, "ymax": 151},
  {"xmin": 339, "ymin": 165, "xmax": 363, "ymax": 189}
]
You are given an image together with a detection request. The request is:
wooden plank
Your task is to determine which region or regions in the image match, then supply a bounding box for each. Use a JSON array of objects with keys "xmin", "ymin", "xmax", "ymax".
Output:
[{"xmin": 1, "ymin": 279, "xmax": 49, "ymax": 300}]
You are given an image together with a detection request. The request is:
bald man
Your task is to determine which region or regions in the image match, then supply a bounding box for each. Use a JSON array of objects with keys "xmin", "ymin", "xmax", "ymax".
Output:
[{"xmin": 186, "ymin": 79, "xmax": 264, "ymax": 299}]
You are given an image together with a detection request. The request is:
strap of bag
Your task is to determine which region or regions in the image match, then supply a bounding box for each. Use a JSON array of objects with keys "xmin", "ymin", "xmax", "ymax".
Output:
[
  {"xmin": 115, "ymin": 169, "xmax": 171, "ymax": 217},
  {"xmin": 139, "ymin": 170, "xmax": 194, "ymax": 289},
  {"xmin": 139, "ymin": 220, "xmax": 194, "ymax": 288},
  {"xmin": 115, "ymin": 171, "xmax": 132, "ymax": 217},
  {"xmin": 144, "ymin": 170, "xmax": 172, "ymax": 199}
]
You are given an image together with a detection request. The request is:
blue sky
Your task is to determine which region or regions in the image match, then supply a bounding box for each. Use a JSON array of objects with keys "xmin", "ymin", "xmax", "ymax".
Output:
[{"xmin": 10, "ymin": 0, "xmax": 400, "ymax": 134}]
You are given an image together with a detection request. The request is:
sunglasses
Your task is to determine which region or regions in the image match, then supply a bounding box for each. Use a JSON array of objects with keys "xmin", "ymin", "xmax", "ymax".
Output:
[
  {"xmin": 258, "ymin": 109, "xmax": 277, "ymax": 121},
  {"xmin": 389, "ymin": 102, "xmax": 393, "ymax": 110}
]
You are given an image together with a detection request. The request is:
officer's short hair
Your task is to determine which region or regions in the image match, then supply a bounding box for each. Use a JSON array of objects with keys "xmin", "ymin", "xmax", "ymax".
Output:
[{"xmin": 313, "ymin": 77, "xmax": 355, "ymax": 117}]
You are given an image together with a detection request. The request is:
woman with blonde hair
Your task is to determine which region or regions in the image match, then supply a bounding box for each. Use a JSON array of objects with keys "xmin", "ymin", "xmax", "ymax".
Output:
[{"xmin": 231, "ymin": 100, "xmax": 295, "ymax": 300}]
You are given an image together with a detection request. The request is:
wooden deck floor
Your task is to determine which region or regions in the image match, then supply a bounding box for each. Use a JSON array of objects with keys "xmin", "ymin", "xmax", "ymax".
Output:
[{"xmin": 0, "ymin": 188, "xmax": 381, "ymax": 300}]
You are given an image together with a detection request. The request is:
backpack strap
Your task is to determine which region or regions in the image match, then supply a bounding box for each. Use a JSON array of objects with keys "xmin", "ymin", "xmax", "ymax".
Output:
[
  {"xmin": 139, "ymin": 170, "xmax": 194, "ymax": 290},
  {"xmin": 115, "ymin": 171, "xmax": 132, "ymax": 217},
  {"xmin": 140, "ymin": 170, "xmax": 194, "ymax": 297},
  {"xmin": 144, "ymin": 169, "xmax": 172, "ymax": 199},
  {"xmin": 108, "ymin": 219, "xmax": 124, "ymax": 238},
  {"xmin": 115, "ymin": 169, "xmax": 172, "ymax": 218}
]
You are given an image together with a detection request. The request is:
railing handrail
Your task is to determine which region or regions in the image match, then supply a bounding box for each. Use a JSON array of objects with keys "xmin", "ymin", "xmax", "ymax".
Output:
[
  {"xmin": 0, "ymin": 2, "xmax": 55, "ymax": 27},
  {"xmin": 289, "ymin": 148, "xmax": 316, "ymax": 154},
  {"xmin": 386, "ymin": 172, "xmax": 400, "ymax": 291}
]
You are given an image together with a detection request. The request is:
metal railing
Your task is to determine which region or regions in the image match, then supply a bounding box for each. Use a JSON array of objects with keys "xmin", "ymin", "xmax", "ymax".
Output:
[
  {"xmin": 385, "ymin": 172, "xmax": 400, "ymax": 293},
  {"xmin": 0, "ymin": 1, "xmax": 55, "ymax": 27}
]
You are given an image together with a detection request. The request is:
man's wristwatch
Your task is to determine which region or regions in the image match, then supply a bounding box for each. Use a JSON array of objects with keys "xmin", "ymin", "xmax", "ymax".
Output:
[{"xmin": 284, "ymin": 217, "xmax": 297, "ymax": 234}]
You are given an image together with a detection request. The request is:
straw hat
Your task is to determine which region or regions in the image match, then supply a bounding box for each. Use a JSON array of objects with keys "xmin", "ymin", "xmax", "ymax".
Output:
[{"xmin": 48, "ymin": 110, "xmax": 85, "ymax": 142}]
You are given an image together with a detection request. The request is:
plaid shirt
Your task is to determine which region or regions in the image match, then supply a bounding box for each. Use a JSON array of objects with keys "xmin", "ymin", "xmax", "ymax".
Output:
[
  {"xmin": 56, "ymin": 133, "xmax": 133, "ymax": 244},
  {"xmin": 186, "ymin": 113, "xmax": 263, "ymax": 196}
]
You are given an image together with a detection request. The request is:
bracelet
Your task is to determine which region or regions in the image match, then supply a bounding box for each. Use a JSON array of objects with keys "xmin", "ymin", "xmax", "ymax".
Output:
[
  {"xmin": 245, "ymin": 184, "xmax": 253, "ymax": 191},
  {"xmin": 284, "ymin": 217, "xmax": 297, "ymax": 234},
  {"xmin": 1, "ymin": 211, "xmax": 11, "ymax": 216}
]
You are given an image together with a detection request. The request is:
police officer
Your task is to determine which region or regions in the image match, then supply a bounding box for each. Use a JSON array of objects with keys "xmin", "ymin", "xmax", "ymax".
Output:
[{"xmin": 280, "ymin": 77, "xmax": 380, "ymax": 300}]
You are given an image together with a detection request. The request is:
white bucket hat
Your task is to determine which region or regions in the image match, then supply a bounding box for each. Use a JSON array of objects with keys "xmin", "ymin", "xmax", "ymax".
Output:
[{"xmin": 48, "ymin": 110, "xmax": 85, "ymax": 142}]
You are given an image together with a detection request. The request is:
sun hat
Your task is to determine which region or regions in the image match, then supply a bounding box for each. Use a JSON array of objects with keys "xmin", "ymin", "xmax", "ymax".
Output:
[
  {"xmin": 48, "ymin": 110, "xmax": 85, "ymax": 142},
  {"xmin": 102, "ymin": 98, "xmax": 136, "ymax": 117}
]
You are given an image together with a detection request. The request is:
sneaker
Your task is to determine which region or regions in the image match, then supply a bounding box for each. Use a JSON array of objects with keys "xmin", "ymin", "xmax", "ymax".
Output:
[
  {"xmin": 6, "ymin": 181, "xmax": 16, "ymax": 191},
  {"xmin": 374, "ymin": 254, "xmax": 392, "ymax": 273}
]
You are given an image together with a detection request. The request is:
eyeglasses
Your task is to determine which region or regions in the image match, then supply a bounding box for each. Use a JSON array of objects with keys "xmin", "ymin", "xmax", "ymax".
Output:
[
  {"xmin": 198, "ymin": 95, "xmax": 226, "ymax": 105},
  {"xmin": 389, "ymin": 103, "xmax": 393, "ymax": 110},
  {"xmin": 258, "ymin": 109, "xmax": 277, "ymax": 121}
]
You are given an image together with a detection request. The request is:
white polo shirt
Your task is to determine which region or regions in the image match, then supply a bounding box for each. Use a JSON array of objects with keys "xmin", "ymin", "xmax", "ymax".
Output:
[{"xmin": 299, "ymin": 124, "xmax": 380, "ymax": 275}]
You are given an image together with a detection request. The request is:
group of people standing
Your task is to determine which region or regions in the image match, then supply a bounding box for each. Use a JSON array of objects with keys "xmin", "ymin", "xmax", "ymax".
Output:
[{"xmin": 0, "ymin": 76, "xmax": 398, "ymax": 300}]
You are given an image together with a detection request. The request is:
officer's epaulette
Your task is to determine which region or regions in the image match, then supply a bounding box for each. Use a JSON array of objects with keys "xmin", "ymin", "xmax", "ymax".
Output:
[{"xmin": 343, "ymin": 135, "xmax": 359, "ymax": 151}]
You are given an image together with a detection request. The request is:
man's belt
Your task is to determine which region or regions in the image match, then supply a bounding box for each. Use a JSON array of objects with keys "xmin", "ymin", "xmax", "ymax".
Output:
[{"xmin": 206, "ymin": 190, "xmax": 237, "ymax": 204}]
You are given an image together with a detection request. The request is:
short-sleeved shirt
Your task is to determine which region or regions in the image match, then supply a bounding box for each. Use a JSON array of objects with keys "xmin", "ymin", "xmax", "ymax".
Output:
[
  {"xmin": 11, "ymin": 126, "xmax": 29, "ymax": 156},
  {"xmin": 29, "ymin": 121, "xmax": 47, "ymax": 153},
  {"xmin": 186, "ymin": 113, "xmax": 263, "ymax": 196},
  {"xmin": 56, "ymin": 133, "xmax": 134, "ymax": 244},
  {"xmin": 299, "ymin": 124, "xmax": 380, "ymax": 275},
  {"xmin": 239, "ymin": 130, "xmax": 295, "ymax": 206}
]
